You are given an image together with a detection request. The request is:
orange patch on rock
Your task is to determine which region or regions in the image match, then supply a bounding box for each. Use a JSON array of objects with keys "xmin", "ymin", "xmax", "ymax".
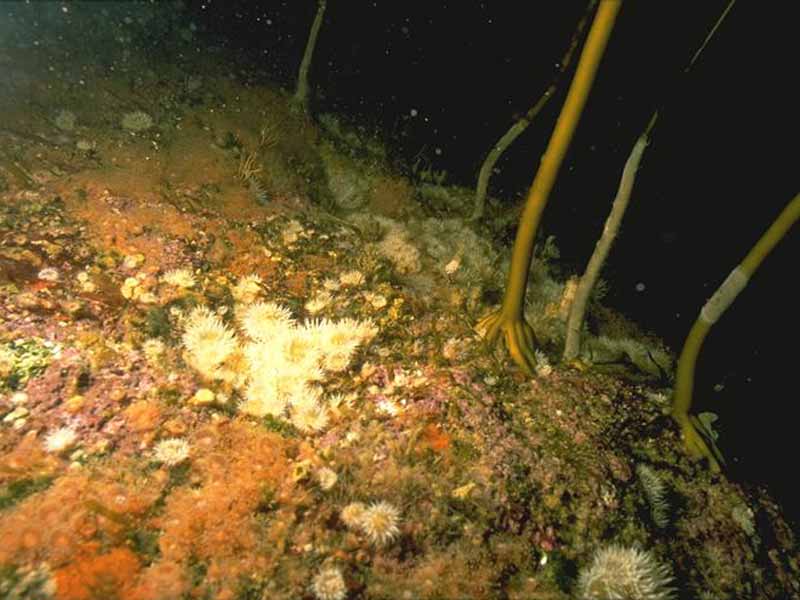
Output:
[
  {"xmin": 226, "ymin": 252, "xmax": 279, "ymax": 282},
  {"xmin": 125, "ymin": 560, "xmax": 189, "ymax": 600},
  {"xmin": 123, "ymin": 400, "xmax": 162, "ymax": 432},
  {"xmin": 53, "ymin": 546, "xmax": 140, "ymax": 600},
  {"xmin": 421, "ymin": 423, "xmax": 451, "ymax": 453},
  {"xmin": 20, "ymin": 528, "xmax": 42, "ymax": 550},
  {"xmin": 1, "ymin": 430, "xmax": 62, "ymax": 479},
  {"xmin": 282, "ymin": 270, "xmax": 308, "ymax": 297},
  {"xmin": 0, "ymin": 474, "xmax": 93, "ymax": 565},
  {"xmin": 150, "ymin": 420, "xmax": 293, "ymax": 593},
  {"xmin": 221, "ymin": 227, "xmax": 280, "ymax": 282},
  {"xmin": 61, "ymin": 182, "xmax": 198, "ymax": 261}
]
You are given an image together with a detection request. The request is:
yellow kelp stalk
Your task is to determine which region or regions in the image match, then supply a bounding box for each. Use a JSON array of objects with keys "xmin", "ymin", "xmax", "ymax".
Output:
[
  {"xmin": 477, "ymin": 0, "xmax": 623, "ymax": 375},
  {"xmin": 294, "ymin": 0, "xmax": 328, "ymax": 111},
  {"xmin": 469, "ymin": 0, "xmax": 599, "ymax": 222},
  {"xmin": 562, "ymin": 0, "xmax": 737, "ymax": 365},
  {"xmin": 671, "ymin": 193, "xmax": 800, "ymax": 470}
]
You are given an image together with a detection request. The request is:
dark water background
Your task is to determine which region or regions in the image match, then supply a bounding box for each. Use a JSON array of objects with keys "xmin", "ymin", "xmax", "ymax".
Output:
[{"xmin": 6, "ymin": 1, "xmax": 798, "ymax": 528}]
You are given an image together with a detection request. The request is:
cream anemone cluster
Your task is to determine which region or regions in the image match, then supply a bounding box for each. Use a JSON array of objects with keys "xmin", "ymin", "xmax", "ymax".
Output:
[
  {"xmin": 339, "ymin": 500, "xmax": 401, "ymax": 546},
  {"xmin": 152, "ymin": 438, "xmax": 190, "ymax": 467},
  {"xmin": 311, "ymin": 566, "xmax": 347, "ymax": 600},
  {"xmin": 43, "ymin": 426, "xmax": 78, "ymax": 454},
  {"xmin": 576, "ymin": 545, "xmax": 675, "ymax": 600},
  {"xmin": 181, "ymin": 307, "xmax": 241, "ymax": 385},
  {"xmin": 181, "ymin": 290, "xmax": 377, "ymax": 433}
]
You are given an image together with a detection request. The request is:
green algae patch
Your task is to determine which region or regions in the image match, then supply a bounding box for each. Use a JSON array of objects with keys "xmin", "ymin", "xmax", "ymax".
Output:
[
  {"xmin": 0, "ymin": 476, "xmax": 55, "ymax": 512},
  {"xmin": 0, "ymin": 338, "xmax": 58, "ymax": 391}
]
